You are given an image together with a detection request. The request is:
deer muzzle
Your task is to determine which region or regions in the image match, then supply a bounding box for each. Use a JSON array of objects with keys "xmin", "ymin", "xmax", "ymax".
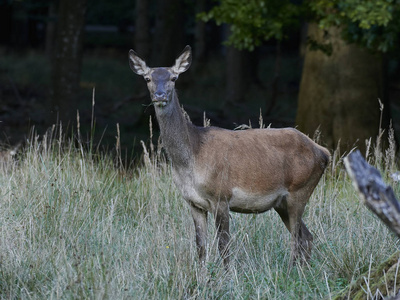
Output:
[{"xmin": 152, "ymin": 91, "xmax": 168, "ymax": 107}]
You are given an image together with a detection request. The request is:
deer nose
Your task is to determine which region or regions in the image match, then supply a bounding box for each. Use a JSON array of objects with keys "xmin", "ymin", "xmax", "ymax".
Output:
[{"xmin": 154, "ymin": 91, "xmax": 166, "ymax": 100}]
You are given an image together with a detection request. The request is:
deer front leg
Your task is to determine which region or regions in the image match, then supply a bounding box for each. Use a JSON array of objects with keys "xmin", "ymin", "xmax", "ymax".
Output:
[
  {"xmin": 190, "ymin": 204, "xmax": 208, "ymax": 264},
  {"xmin": 215, "ymin": 204, "xmax": 230, "ymax": 266}
]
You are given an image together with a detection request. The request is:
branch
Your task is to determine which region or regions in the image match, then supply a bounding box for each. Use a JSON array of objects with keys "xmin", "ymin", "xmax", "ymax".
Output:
[{"xmin": 344, "ymin": 150, "xmax": 400, "ymax": 238}]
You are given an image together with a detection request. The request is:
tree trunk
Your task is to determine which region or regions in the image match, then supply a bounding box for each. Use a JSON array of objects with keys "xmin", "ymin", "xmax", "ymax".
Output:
[
  {"xmin": 296, "ymin": 23, "xmax": 385, "ymax": 153},
  {"xmin": 224, "ymin": 25, "xmax": 259, "ymax": 106},
  {"xmin": 340, "ymin": 150, "xmax": 400, "ymax": 299},
  {"xmin": 194, "ymin": 0, "xmax": 207, "ymax": 63},
  {"xmin": 134, "ymin": 0, "xmax": 150, "ymax": 59},
  {"xmin": 10, "ymin": 2, "xmax": 29, "ymax": 47},
  {"xmin": 265, "ymin": 41, "xmax": 281, "ymax": 117},
  {"xmin": 151, "ymin": 0, "xmax": 185, "ymax": 66},
  {"xmin": 51, "ymin": 0, "xmax": 87, "ymax": 125},
  {"xmin": 226, "ymin": 45, "xmax": 247, "ymax": 103},
  {"xmin": 0, "ymin": 2, "xmax": 12, "ymax": 45},
  {"xmin": 45, "ymin": 0, "xmax": 57, "ymax": 59},
  {"xmin": 344, "ymin": 150, "xmax": 400, "ymax": 237},
  {"xmin": 225, "ymin": 46, "xmax": 256, "ymax": 104}
]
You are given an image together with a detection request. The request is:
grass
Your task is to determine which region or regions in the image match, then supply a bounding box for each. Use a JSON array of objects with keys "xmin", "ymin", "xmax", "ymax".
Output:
[{"xmin": 0, "ymin": 123, "xmax": 398, "ymax": 299}]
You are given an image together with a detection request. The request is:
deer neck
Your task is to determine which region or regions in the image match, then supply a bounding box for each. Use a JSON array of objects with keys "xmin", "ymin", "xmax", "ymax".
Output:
[{"xmin": 154, "ymin": 90, "xmax": 195, "ymax": 168}]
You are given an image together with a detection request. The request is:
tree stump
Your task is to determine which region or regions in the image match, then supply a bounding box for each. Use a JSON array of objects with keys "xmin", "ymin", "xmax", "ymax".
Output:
[
  {"xmin": 334, "ymin": 150, "xmax": 400, "ymax": 299},
  {"xmin": 344, "ymin": 150, "xmax": 400, "ymax": 238}
]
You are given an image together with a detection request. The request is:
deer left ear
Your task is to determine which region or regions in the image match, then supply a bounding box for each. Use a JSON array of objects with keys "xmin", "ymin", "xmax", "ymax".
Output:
[
  {"xmin": 129, "ymin": 49, "xmax": 151, "ymax": 76},
  {"xmin": 172, "ymin": 45, "xmax": 192, "ymax": 75}
]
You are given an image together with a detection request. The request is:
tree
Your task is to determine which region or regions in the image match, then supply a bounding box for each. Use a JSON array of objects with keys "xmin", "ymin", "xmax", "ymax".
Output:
[
  {"xmin": 134, "ymin": 0, "xmax": 150, "ymax": 59},
  {"xmin": 199, "ymin": 0, "xmax": 300, "ymax": 51},
  {"xmin": 45, "ymin": 0, "xmax": 57, "ymax": 58},
  {"xmin": 151, "ymin": 0, "xmax": 185, "ymax": 66},
  {"xmin": 296, "ymin": 23, "xmax": 384, "ymax": 153},
  {"xmin": 341, "ymin": 150, "xmax": 400, "ymax": 299},
  {"xmin": 296, "ymin": 0, "xmax": 399, "ymax": 152},
  {"xmin": 0, "ymin": 1, "xmax": 12, "ymax": 45},
  {"xmin": 225, "ymin": 30, "xmax": 253, "ymax": 104},
  {"xmin": 200, "ymin": 0, "xmax": 400, "ymax": 152},
  {"xmin": 200, "ymin": 0, "xmax": 299, "ymax": 108},
  {"xmin": 51, "ymin": 0, "xmax": 87, "ymax": 125},
  {"xmin": 194, "ymin": 0, "xmax": 207, "ymax": 62}
]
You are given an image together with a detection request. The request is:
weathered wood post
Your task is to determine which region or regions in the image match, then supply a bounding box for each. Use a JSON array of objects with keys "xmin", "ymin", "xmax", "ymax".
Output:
[
  {"xmin": 344, "ymin": 150, "xmax": 400, "ymax": 237},
  {"xmin": 338, "ymin": 150, "xmax": 400, "ymax": 300}
]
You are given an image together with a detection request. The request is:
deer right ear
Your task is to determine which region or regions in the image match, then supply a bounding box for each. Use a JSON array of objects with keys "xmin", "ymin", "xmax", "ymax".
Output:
[
  {"xmin": 172, "ymin": 45, "xmax": 192, "ymax": 75},
  {"xmin": 129, "ymin": 50, "xmax": 150, "ymax": 76}
]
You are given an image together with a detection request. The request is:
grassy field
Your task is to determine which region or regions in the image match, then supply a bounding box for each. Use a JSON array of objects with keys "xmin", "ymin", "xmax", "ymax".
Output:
[{"xmin": 0, "ymin": 125, "xmax": 399, "ymax": 299}]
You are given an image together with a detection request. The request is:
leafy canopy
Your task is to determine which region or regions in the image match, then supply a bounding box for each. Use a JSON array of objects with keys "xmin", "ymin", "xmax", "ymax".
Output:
[
  {"xmin": 199, "ymin": 0, "xmax": 301, "ymax": 51},
  {"xmin": 199, "ymin": 0, "xmax": 400, "ymax": 52},
  {"xmin": 310, "ymin": 0, "xmax": 400, "ymax": 52}
]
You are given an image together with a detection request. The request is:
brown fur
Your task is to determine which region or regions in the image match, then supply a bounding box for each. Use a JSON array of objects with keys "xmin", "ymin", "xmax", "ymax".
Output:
[{"xmin": 129, "ymin": 46, "xmax": 330, "ymax": 267}]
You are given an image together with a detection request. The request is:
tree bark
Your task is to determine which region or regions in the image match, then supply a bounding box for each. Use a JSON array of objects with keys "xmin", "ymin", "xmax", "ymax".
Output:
[
  {"xmin": 225, "ymin": 45, "xmax": 248, "ymax": 103},
  {"xmin": 265, "ymin": 41, "xmax": 281, "ymax": 117},
  {"xmin": 296, "ymin": 23, "xmax": 385, "ymax": 153},
  {"xmin": 340, "ymin": 150, "xmax": 400, "ymax": 299},
  {"xmin": 51, "ymin": 0, "xmax": 87, "ymax": 125},
  {"xmin": 0, "ymin": 1, "xmax": 12, "ymax": 45},
  {"xmin": 344, "ymin": 150, "xmax": 400, "ymax": 238},
  {"xmin": 224, "ymin": 25, "xmax": 260, "ymax": 106},
  {"xmin": 194, "ymin": 0, "xmax": 207, "ymax": 63},
  {"xmin": 45, "ymin": 0, "xmax": 57, "ymax": 59},
  {"xmin": 134, "ymin": 0, "xmax": 150, "ymax": 59},
  {"xmin": 225, "ymin": 45, "xmax": 257, "ymax": 104},
  {"xmin": 151, "ymin": 0, "xmax": 185, "ymax": 66},
  {"xmin": 10, "ymin": 2, "xmax": 29, "ymax": 47}
]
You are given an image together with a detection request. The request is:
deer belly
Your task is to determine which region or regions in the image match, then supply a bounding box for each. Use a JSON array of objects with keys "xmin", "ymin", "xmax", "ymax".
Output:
[{"xmin": 228, "ymin": 187, "xmax": 288, "ymax": 213}]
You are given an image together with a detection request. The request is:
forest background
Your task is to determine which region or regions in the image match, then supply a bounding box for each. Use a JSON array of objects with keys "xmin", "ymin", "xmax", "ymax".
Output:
[
  {"xmin": 2, "ymin": 1, "xmax": 400, "ymax": 298},
  {"xmin": 1, "ymin": 0, "xmax": 400, "ymax": 158}
]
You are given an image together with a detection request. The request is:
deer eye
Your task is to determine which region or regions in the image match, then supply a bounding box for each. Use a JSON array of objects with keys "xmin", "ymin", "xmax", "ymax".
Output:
[
  {"xmin": 171, "ymin": 76, "xmax": 177, "ymax": 82},
  {"xmin": 145, "ymin": 77, "xmax": 151, "ymax": 82}
]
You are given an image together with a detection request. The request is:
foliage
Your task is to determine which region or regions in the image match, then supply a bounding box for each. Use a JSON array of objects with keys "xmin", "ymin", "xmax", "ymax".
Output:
[
  {"xmin": 200, "ymin": 0, "xmax": 400, "ymax": 52},
  {"xmin": 309, "ymin": 0, "xmax": 400, "ymax": 52},
  {"xmin": 198, "ymin": 0, "xmax": 301, "ymax": 51}
]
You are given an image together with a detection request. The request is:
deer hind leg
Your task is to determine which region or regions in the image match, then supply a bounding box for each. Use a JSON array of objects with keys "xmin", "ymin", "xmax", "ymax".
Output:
[
  {"xmin": 288, "ymin": 189, "xmax": 314, "ymax": 264},
  {"xmin": 190, "ymin": 204, "xmax": 208, "ymax": 265},
  {"xmin": 275, "ymin": 192, "xmax": 313, "ymax": 265},
  {"xmin": 214, "ymin": 203, "xmax": 230, "ymax": 266},
  {"xmin": 298, "ymin": 220, "xmax": 313, "ymax": 261}
]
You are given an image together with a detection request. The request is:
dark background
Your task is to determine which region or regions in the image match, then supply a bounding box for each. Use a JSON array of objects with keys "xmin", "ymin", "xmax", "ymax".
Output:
[{"xmin": 1, "ymin": 0, "xmax": 400, "ymax": 162}]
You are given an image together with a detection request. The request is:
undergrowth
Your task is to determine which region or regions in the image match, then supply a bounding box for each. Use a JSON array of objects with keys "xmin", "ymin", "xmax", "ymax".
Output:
[{"xmin": 0, "ymin": 122, "xmax": 398, "ymax": 299}]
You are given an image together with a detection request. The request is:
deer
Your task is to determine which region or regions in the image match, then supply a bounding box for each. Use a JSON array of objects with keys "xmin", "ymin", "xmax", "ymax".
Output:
[{"xmin": 128, "ymin": 45, "xmax": 330, "ymax": 267}]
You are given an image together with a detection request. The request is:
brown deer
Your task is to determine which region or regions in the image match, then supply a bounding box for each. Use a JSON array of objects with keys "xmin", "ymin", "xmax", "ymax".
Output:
[{"xmin": 129, "ymin": 46, "xmax": 330, "ymax": 266}]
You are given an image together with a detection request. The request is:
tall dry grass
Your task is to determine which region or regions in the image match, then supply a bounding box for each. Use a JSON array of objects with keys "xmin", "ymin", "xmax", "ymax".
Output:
[{"xmin": 0, "ymin": 123, "xmax": 398, "ymax": 299}]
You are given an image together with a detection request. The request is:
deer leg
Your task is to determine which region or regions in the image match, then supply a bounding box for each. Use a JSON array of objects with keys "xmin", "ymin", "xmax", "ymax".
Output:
[
  {"xmin": 286, "ymin": 207, "xmax": 303, "ymax": 265},
  {"xmin": 275, "ymin": 195, "xmax": 313, "ymax": 265},
  {"xmin": 299, "ymin": 220, "xmax": 313, "ymax": 261},
  {"xmin": 215, "ymin": 203, "xmax": 230, "ymax": 266},
  {"xmin": 274, "ymin": 204, "xmax": 299, "ymax": 264},
  {"xmin": 287, "ymin": 192, "xmax": 314, "ymax": 265},
  {"xmin": 190, "ymin": 204, "xmax": 208, "ymax": 265},
  {"xmin": 274, "ymin": 204, "xmax": 290, "ymax": 231}
]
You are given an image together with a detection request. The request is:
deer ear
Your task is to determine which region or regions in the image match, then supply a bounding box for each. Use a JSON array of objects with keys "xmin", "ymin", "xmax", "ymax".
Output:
[
  {"xmin": 129, "ymin": 49, "xmax": 150, "ymax": 76},
  {"xmin": 172, "ymin": 45, "xmax": 192, "ymax": 75}
]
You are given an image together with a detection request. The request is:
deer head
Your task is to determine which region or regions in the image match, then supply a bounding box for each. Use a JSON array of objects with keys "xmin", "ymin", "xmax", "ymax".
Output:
[{"xmin": 129, "ymin": 46, "xmax": 192, "ymax": 108}]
